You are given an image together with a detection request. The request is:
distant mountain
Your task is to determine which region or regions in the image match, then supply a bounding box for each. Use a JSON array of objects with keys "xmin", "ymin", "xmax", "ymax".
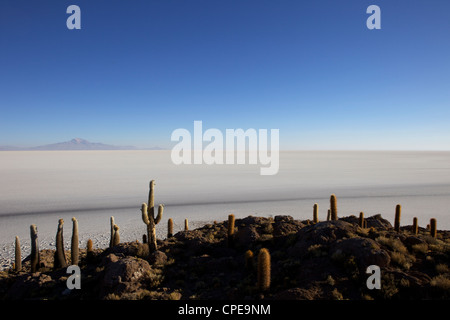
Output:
[{"xmin": 0, "ymin": 138, "xmax": 164, "ymax": 151}]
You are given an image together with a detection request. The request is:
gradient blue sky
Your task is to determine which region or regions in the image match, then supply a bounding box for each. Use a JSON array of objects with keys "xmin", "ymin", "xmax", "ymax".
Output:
[{"xmin": 1, "ymin": 0, "xmax": 449, "ymax": 150}]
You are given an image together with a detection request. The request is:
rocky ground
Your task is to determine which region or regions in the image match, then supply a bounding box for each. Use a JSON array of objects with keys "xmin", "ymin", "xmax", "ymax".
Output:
[{"xmin": 0, "ymin": 214, "xmax": 449, "ymax": 300}]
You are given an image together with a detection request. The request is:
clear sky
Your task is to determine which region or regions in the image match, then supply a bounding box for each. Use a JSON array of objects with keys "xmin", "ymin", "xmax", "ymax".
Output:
[{"xmin": 1, "ymin": 0, "xmax": 449, "ymax": 150}]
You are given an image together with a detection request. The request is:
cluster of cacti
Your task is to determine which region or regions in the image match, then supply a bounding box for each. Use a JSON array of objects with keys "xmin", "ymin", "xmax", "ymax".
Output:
[
  {"xmin": 141, "ymin": 180, "xmax": 164, "ymax": 253},
  {"xmin": 54, "ymin": 219, "xmax": 68, "ymax": 269},
  {"xmin": 257, "ymin": 248, "xmax": 271, "ymax": 292},
  {"xmin": 313, "ymin": 203, "xmax": 319, "ymax": 224},
  {"xmin": 394, "ymin": 204, "xmax": 401, "ymax": 232},
  {"xmin": 330, "ymin": 194, "xmax": 338, "ymax": 221},
  {"xmin": 228, "ymin": 214, "xmax": 235, "ymax": 247}
]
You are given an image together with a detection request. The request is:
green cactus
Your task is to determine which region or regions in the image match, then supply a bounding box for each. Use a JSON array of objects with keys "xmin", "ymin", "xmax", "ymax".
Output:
[
  {"xmin": 394, "ymin": 204, "xmax": 401, "ymax": 232},
  {"xmin": 71, "ymin": 217, "xmax": 79, "ymax": 265},
  {"xmin": 412, "ymin": 217, "xmax": 418, "ymax": 235},
  {"xmin": 30, "ymin": 225, "xmax": 40, "ymax": 273},
  {"xmin": 228, "ymin": 214, "xmax": 235, "ymax": 247},
  {"xmin": 430, "ymin": 218, "xmax": 437, "ymax": 238},
  {"xmin": 141, "ymin": 180, "xmax": 164, "ymax": 253},
  {"xmin": 54, "ymin": 219, "xmax": 68, "ymax": 269},
  {"xmin": 14, "ymin": 236, "xmax": 22, "ymax": 272},
  {"xmin": 313, "ymin": 204, "xmax": 319, "ymax": 224},
  {"xmin": 257, "ymin": 248, "xmax": 271, "ymax": 292},
  {"xmin": 330, "ymin": 194, "xmax": 338, "ymax": 221},
  {"xmin": 168, "ymin": 218, "xmax": 174, "ymax": 238}
]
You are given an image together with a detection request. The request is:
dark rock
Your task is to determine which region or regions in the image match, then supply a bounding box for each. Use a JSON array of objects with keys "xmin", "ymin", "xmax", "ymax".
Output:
[
  {"xmin": 149, "ymin": 250, "xmax": 168, "ymax": 266},
  {"xmin": 331, "ymin": 237, "xmax": 391, "ymax": 269}
]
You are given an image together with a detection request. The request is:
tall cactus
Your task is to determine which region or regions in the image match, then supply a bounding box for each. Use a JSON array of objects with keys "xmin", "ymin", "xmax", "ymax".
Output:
[
  {"xmin": 412, "ymin": 217, "xmax": 418, "ymax": 235},
  {"xmin": 359, "ymin": 212, "xmax": 364, "ymax": 228},
  {"xmin": 141, "ymin": 180, "xmax": 164, "ymax": 252},
  {"xmin": 313, "ymin": 204, "xmax": 319, "ymax": 224},
  {"xmin": 54, "ymin": 219, "xmax": 68, "ymax": 269},
  {"xmin": 327, "ymin": 209, "xmax": 331, "ymax": 221},
  {"xmin": 109, "ymin": 216, "xmax": 115, "ymax": 248},
  {"xmin": 14, "ymin": 236, "xmax": 22, "ymax": 272},
  {"xmin": 86, "ymin": 239, "xmax": 94, "ymax": 262},
  {"xmin": 257, "ymin": 248, "xmax": 271, "ymax": 292},
  {"xmin": 71, "ymin": 217, "xmax": 79, "ymax": 265},
  {"xmin": 394, "ymin": 204, "xmax": 401, "ymax": 232},
  {"xmin": 330, "ymin": 194, "xmax": 338, "ymax": 221},
  {"xmin": 113, "ymin": 225, "xmax": 120, "ymax": 246},
  {"xmin": 185, "ymin": 218, "xmax": 189, "ymax": 231},
  {"xmin": 430, "ymin": 218, "xmax": 437, "ymax": 238},
  {"xmin": 30, "ymin": 225, "xmax": 40, "ymax": 273},
  {"xmin": 228, "ymin": 214, "xmax": 235, "ymax": 247},
  {"xmin": 167, "ymin": 218, "xmax": 174, "ymax": 238}
]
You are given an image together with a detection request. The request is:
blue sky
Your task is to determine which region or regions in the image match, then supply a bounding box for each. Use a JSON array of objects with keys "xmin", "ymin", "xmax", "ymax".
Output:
[{"xmin": 0, "ymin": 0, "xmax": 449, "ymax": 150}]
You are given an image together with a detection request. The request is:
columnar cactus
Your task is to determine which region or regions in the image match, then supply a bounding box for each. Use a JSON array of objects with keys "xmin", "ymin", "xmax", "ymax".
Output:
[
  {"xmin": 359, "ymin": 212, "xmax": 364, "ymax": 228},
  {"xmin": 430, "ymin": 218, "xmax": 437, "ymax": 238},
  {"xmin": 228, "ymin": 214, "xmax": 235, "ymax": 247},
  {"xmin": 71, "ymin": 217, "xmax": 79, "ymax": 265},
  {"xmin": 30, "ymin": 225, "xmax": 40, "ymax": 273},
  {"xmin": 330, "ymin": 194, "xmax": 338, "ymax": 221},
  {"xmin": 54, "ymin": 219, "xmax": 68, "ymax": 269},
  {"xmin": 143, "ymin": 234, "xmax": 147, "ymax": 244},
  {"xmin": 245, "ymin": 250, "xmax": 254, "ymax": 271},
  {"xmin": 257, "ymin": 248, "xmax": 271, "ymax": 292},
  {"xmin": 313, "ymin": 204, "xmax": 319, "ymax": 224},
  {"xmin": 14, "ymin": 236, "xmax": 22, "ymax": 272},
  {"xmin": 141, "ymin": 180, "xmax": 164, "ymax": 252},
  {"xmin": 394, "ymin": 204, "xmax": 401, "ymax": 232},
  {"xmin": 109, "ymin": 216, "xmax": 115, "ymax": 248},
  {"xmin": 168, "ymin": 218, "xmax": 174, "ymax": 238},
  {"xmin": 327, "ymin": 209, "xmax": 331, "ymax": 221},
  {"xmin": 86, "ymin": 239, "xmax": 94, "ymax": 262},
  {"xmin": 113, "ymin": 225, "xmax": 120, "ymax": 246},
  {"xmin": 412, "ymin": 217, "xmax": 418, "ymax": 235},
  {"xmin": 185, "ymin": 218, "xmax": 189, "ymax": 231}
]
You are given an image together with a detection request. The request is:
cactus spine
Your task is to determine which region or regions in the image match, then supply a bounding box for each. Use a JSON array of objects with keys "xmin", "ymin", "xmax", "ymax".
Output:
[
  {"xmin": 359, "ymin": 212, "xmax": 364, "ymax": 228},
  {"xmin": 330, "ymin": 194, "xmax": 338, "ymax": 221},
  {"xmin": 30, "ymin": 225, "xmax": 40, "ymax": 273},
  {"xmin": 71, "ymin": 217, "xmax": 79, "ymax": 265},
  {"xmin": 168, "ymin": 218, "xmax": 174, "ymax": 238},
  {"xmin": 313, "ymin": 203, "xmax": 319, "ymax": 224},
  {"xmin": 430, "ymin": 218, "xmax": 437, "ymax": 238},
  {"xmin": 141, "ymin": 179, "xmax": 164, "ymax": 253},
  {"xmin": 185, "ymin": 218, "xmax": 189, "ymax": 231},
  {"xmin": 54, "ymin": 219, "xmax": 68, "ymax": 269},
  {"xmin": 257, "ymin": 248, "xmax": 271, "ymax": 292},
  {"xmin": 412, "ymin": 217, "xmax": 418, "ymax": 235},
  {"xmin": 109, "ymin": 216, "xmax": 115, "ymax": 248},
  {"xmin": 228, "ymin": 214, "xmax": 235, "ymax": 247},
  {"xmin": 14, "ymin": 236, "xmax": 22, "ymax": 272},
  {"xmin": 394, "ymin": 204, "xmax": 401, "ymax": 232}
]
